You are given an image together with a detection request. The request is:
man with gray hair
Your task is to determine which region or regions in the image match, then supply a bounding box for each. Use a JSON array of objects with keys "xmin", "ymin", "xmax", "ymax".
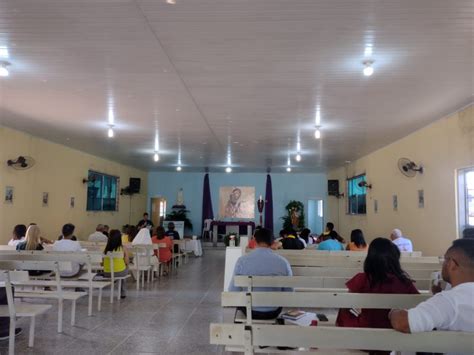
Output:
[
  {"xmin": 390, "ymin": 228, "xmax": 413, "ymax": 252},
  {"xmin": 88, "ymin": 224, "xmax": 108, "ymax": 242}
]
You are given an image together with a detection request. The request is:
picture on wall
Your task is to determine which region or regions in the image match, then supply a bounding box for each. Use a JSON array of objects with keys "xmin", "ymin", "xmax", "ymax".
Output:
[
  {"xmin": 219, "ymin": 186, "xmax": 255, "ymax": 219},
  {"xmin": 4, "ymin": 186, "xmax": 13, "ymax": 204},
  {"xmin": 42, "ymin": 192, "xmax": 49, "ymax": 207},
  {"xmin": 418, "ymin": 189, "xmax": 424, "ymax": 208},
  {"xmin": 393, "ymin": 195, "xmax": 398, "ymax": 211}
]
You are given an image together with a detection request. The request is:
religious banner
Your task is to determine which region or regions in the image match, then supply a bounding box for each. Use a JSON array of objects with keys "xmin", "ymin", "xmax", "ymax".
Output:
[{"xmin": 219, "ymin": 186, "xmax": 255, "ymax": 219}]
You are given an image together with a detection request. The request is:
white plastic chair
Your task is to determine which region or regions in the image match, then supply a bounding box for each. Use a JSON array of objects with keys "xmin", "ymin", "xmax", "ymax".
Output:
[{"xmin": 202, "ymin": 219, "xmax": 213, "ymax": 241}]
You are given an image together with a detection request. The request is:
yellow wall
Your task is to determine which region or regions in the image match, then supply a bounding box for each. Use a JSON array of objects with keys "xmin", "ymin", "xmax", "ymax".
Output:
[
  {"xmin": 0, "ymin": 126, "xmax": 148, "ymax": 243},
  {"xmin": 328, "ymin": 105, "xmax": 474, "ymax": 256}
]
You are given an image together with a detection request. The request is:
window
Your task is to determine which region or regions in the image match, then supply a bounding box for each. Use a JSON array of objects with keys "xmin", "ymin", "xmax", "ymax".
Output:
[
  {"xmin": 458, "ymin": 167, "xmax": 474, "ymax": 234},
  {"xmin": 86, "ymin": 170, "xmax": 119, "ymax": 211},
  {"xmin": 347, "ymin": 174, "xmax": 367, "ymax": 214}
]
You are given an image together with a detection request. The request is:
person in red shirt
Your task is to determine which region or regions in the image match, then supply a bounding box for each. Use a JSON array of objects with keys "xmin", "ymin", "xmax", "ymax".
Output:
[
  {"xmin": 336, "ymin": 237, "xmax": 419, "ymax": 330},
  {"xmin": 151, "ymin": 226, "xmax": 173, "ymax": 275}
]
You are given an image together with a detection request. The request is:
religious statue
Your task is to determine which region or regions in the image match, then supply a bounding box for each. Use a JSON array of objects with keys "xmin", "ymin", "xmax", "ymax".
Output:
[{"xmin": 290, "ymin": 207, "xmax": 299, "ymax": 228}]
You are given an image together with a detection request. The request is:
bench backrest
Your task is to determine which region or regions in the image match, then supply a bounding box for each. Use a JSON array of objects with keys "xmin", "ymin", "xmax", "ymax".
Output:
[
  {"xmin": 283, "ymin": 256, "xmax": 441, "ymax": 269},
  {"xmin": 291, "ymin": 266, "xmax": 436, "ymax": 279},
  {"xmin": 233, "ymin": 275, "xmax": 431, "ymax": 291},
  {"xmin": 274, "ymin": 249, "xmax": 424, "ymax": 257}
]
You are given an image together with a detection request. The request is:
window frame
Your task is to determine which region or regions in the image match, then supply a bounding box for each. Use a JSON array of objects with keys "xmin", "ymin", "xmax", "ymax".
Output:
[
  {"xmin": 86, "ymin": 170, "xmax": 120, "ymax": 212},
  {"xmin": 346, "ymin": 174, "xmax": 367, "ymax": 215},
  {"xmin": 458, "ymin": 166, "xmax": 474, "ymax": 236}
]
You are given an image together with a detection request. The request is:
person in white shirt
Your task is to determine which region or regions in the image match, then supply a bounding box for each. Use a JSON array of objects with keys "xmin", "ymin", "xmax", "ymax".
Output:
[
  {"xmin": 88, "ymin": 224, "xmax": 108, "ymax": 242},
  {"xmin": 132, "ymin": 228, "xmax": 152, "ymax": 245},
  {"xmin": 390, "ymin": 238, "xmax": 474, "ymax": 353},
  {"xmin": 390, "ymin": 228, "xmax": 413, "ymax": 252},
  {"xmin": 53, "ymin": 223, "xmax": 83, "ymax": 277},
  {"xmin": 7, "ymin": 224, "xmax": 27, "ymax": 247}
]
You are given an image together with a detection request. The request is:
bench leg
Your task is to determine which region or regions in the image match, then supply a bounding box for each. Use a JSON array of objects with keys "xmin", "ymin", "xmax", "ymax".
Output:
[
  {"xmin": 117, "ymin": 279, "xmax": 122, "ymax": 300},
  {"xmin": 9, "ymin": 316, "xmax": 16, "ymax": 355},
  {"xmin": 28, "ymin": 316, "xmax": 35, "ymax": 347},
  {"xmin": 71, "ymin": 300, "xmax": 76, "ymax": 326},
  {"xmin": 110, "ymin": 281, "xmax": 114, "ymax": 304},
  {"xmin": 58, "ymin": 300, "xmax": 63, "ymax": 333},
  {"xmin": 88, "ymin": 287, "xmax": 93, "ymax": 316},
  {"xmin": 98, "ymin": 288, "xmax": 102, "ymax": 311}
]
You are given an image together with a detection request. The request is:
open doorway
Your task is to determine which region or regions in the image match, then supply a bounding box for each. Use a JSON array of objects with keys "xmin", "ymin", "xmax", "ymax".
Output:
[
  {"xmin": 150, "ymin": 197, "xmax": 167, "ymax": 227},
  {"xmin": 307, "ymin": 199, "xmax": 324, "ymax": 235}
]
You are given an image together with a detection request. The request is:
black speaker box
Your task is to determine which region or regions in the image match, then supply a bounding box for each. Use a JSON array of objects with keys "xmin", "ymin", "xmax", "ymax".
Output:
[
  {"xmin": 129, "ymin": 178, "xmax": 141, "ymax": 193},
  {"xmin": 328, "ymin": 180, "xmax": 339, "ymax": 196}
]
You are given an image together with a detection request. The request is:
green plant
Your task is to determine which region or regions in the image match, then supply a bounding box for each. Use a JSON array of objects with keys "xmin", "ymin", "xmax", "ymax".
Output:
[
  {"xmin": 224, "ymin": 233, "xmax": 240, "ymax": 247},
  {"xmin": 281, "ymin": 200, "xmax": 305, "ymax": 230},
  {"xmin": 165, "ymin": 209, "xmax": 193, "ymax": 230}
]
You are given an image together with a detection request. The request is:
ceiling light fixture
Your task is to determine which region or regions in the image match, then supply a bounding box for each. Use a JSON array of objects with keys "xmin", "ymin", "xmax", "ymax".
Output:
[
  {"xmin": 153, "ymin": 152, "xmax": 159, "ymax": 162},
  {"xmin": 225, "ymin": 166, "xmax": 232, "ymax": 173},
  {"xmin": 363, "ymin": 60, "xmax": 374, "ymax": 76},
  {"xmin": 0, "ymin": 61, "xmax": 10, "ymax": 77},
  {"xmin": 314, "ymin": 127, "xmax": 321, "ymax": 139},
  {"xmin": 177, "ymin": 166, "xmax": 182, "ymax": 171},
  {"xmin": 286, "ymin": 167, "xmax": 292, "ymax": 172},
  {"xmin": 107, "ymin": 126, "xmax": 114, "ymax": 138},
  {"xmin": 296, "ymin": 154, "xmax": 301, "ymax": 162}
]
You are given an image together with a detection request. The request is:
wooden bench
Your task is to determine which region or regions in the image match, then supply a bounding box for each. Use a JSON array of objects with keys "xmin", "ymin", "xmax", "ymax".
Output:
[
  {"xmin": 232, "ymin": 275, "xmax": 432, "ymax": 292},
  {"xmin": 214, "ymin": 290, "xmax": 472, "ymax": 354},
  {"xmin": 0, "ymin": 258, "xmax": 85, "ymax": 333},
  {"xmin": 291, "ymin": 266, "xmax": 436, "ymax": 279},
  {"xmin": 273, "ymin": 249, "xmax": 424, "ymax": 257},
  {"xmin": 0, "ymin": 270, "xmax": 53, "ymax": 355}
]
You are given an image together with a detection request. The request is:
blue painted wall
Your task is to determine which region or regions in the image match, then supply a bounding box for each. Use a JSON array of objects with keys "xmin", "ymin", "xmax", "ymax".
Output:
[{"xmin": 147, "ymin": 172, "xmax": 327, "ymax": 235}]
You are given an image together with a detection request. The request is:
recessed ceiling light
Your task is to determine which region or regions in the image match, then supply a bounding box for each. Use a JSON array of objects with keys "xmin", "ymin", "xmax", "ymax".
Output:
[
  {"xmin": 363, "ymin": 60, "xmax": 374, "ymax": 76},
  {"xmin": 286, "ymin": 167, "xmax": 292, "ymax": 172},
  {"xmin": 225, "ymin": 167, "xmax": 232, "ymax": 173},
  {"xmin": 296, "ymin": 154, "xmax": 301, "ymax": 162},
  {"xmin": 0, "ymin": 61, "xmax": 10, "ymax": 77},
  {"xmin": 154, "ymin": 153, "xmax": 159, "ymax": 162},
  {"xmin": 314, "ymin": 128, "xmax": 321, "ymax": 139},
  {"xmin": 177, "ymin": 166, "xmax": 182, "ymax": 171},
  {"xmin": 107, "ymin": 126, "xmax": 114, "ymax": 138}
]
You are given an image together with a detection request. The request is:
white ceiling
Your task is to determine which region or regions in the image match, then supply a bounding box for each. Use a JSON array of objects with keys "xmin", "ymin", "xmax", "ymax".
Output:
[{"xmin": 0, "ymin": 0, "xmax": 472, "ymax": 172}]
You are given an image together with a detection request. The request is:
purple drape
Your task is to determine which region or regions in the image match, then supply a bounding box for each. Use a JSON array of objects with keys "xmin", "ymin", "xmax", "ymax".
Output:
[
  {"xmin": 201, "ymin": 173, "xmax": 214, "ymax": 232},
  {"xmin": 264, "ymin": 174, "xmax": 274, "ymax": 232}
]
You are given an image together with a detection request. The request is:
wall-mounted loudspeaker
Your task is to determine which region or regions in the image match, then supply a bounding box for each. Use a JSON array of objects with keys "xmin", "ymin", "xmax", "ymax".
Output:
[
  {"xmin": 129, "ymin": 178, "xmax": 141, "ymax": 194},
  {"xmin": 328, "ymin": 180, "xmax": 339, "ymax": 196}
]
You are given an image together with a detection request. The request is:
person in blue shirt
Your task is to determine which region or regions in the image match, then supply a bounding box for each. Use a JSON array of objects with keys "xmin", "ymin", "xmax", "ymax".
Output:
[
  {"xmin": 229, "ymin": 227, "xmax": 293, "ymax": 319},
  {"xmin": 317, "ymin": 232, "xmax": 344, "ymax": 251}
]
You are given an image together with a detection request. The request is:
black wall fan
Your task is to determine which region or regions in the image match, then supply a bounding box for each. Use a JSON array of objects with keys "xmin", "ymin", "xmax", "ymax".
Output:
[
  {"xmin": 398, "ymin": 158, "xmax": 423, "ymax": 177},
  {"xmin": 7, "ymin": 156, "xmax": 36, "ymax": 170}
]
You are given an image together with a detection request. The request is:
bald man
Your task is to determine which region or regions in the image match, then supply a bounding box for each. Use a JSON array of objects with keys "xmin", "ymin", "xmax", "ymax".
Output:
[{"xmin": 390, "ymin": 239, "xmax": 474, "ymax": 338}]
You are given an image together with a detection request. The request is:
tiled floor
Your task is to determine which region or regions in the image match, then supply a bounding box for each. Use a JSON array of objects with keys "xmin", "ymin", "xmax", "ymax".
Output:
[{"xmin": 1, "ymin": 250, "xmax": 227, "ymax": 355}]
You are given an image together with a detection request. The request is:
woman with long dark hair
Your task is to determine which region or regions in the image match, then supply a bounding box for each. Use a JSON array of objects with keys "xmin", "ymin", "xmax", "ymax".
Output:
[
  {"xmin": 102, "ymin": 229, "xmax": 129, "ymax": 298},
  {"xmin": 347, "ymin": 229, "xmax": 368, "ymax": 251},
  {"xmin": 152, "ymin": 226, "xmax": 173, "ymax": 275},
  {"xmin": 336, "ymin": 238, "xmax": 419, "ymax": 330}
]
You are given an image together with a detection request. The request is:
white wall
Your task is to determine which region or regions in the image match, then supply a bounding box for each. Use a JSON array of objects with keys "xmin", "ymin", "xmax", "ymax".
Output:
[
  {"xmin": 0, "ymin": 126, "xmax": 148, "ymax": 243},
  {"xmin": 327, "ymin": 105, "xmax": 474, "ymax": 256}
]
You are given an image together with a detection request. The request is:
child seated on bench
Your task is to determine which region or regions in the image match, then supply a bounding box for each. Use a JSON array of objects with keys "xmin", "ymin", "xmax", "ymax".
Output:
[{"xmin": 102, "ymin": 230, "xmax": 130, "ymax": 298}]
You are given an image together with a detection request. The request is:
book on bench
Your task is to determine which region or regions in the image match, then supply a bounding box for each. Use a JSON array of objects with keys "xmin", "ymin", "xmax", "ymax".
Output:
[{"xmin": 281, "ymin": 310, "xmax": 306, "ymax": 321}]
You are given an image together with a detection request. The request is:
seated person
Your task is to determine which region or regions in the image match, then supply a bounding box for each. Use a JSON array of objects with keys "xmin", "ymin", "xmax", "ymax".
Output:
[
  {"xmin": 390, "ymin": 238, "xmax": 474, "ymax": 335},
  {"xmin": 390, "ymin": 228, "xmax": 413, "ymax": 252},
  {"xmin": 346, "ymin": 229, "xmax": 368, "ymax": 251},
  {"xmin": 229, "ymin": 227, "xmax": 292, "ymax": 320},
  {"xmin": 248, "ymin": 226, "xmax": 262, "ymax": 249},
  {"xmin": 16, "ymin": 225, "xmax": 44, "ymax": 251},
  {"xmin": 52, "ymin": 223, "xmax": 83, "ymax": 277},
  {"xmin": 132, "ymin": 227, "xmax": 152, "ymax": 245},
  {"xmin": 300, "ymin": 228, "xmax": 314, "ymax": 246},
  {"xmin": 281, "ymin": 228, "xmax": 305, "ymax": 250},
  {"xmin": 165, "ymin": 222, "xmax": 181, "ymax": 253},
  {"xmin": 320, "ymin": 222, "xmax": 345, "ymax": 243},
  {"xmin": 88, "ymin": 224, "xmax": 108, "ymax": 242},
  {"xmin": 317, "ymin": 232, "xmax": 344, "ymax": 251},
  {"xmin": 337, "ymin": 238, "xmax": 419, "ymax": 329},
  {"xmin": 152, "ymin": 226, "xmax": 173, "ymax": 275},
  {"xmin": 102, "ymin": 230, "xmax": 129, "ymax": 298},
  {"xmin": 463, "ymin": 227, "xmax": 474, "ymax": 239},
  {"xmin": 7, "ymin": 224, "xmax": 26, "ymax": 247},
  {"xmin": 103, "ymin": 225, "xmax": 110, "ymax": 238}
]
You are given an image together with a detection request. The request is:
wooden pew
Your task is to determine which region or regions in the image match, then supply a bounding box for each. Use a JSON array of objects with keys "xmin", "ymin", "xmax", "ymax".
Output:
[
  {"xmin": 210, "ymin": 323, "xmax": 473, "ymax": 354},
  {"xmin": 232, "ymin": 275, "xmax": 432, "ymax": 292}
]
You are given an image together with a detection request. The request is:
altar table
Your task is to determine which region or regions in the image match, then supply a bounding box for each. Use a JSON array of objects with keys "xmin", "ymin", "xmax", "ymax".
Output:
[{"xmin": 211, "ymin": 221, "xmax": 255, "ymax": 247}]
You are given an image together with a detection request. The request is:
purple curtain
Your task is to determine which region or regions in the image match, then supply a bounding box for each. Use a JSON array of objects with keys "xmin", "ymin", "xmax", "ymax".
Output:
[
  {"xmin": 264, "ymin": 174, "xmax": 274, "ymax": 233},
  {"xmin": 201, "ymin": 173, "xmax": 214, "ymax": 232}
]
